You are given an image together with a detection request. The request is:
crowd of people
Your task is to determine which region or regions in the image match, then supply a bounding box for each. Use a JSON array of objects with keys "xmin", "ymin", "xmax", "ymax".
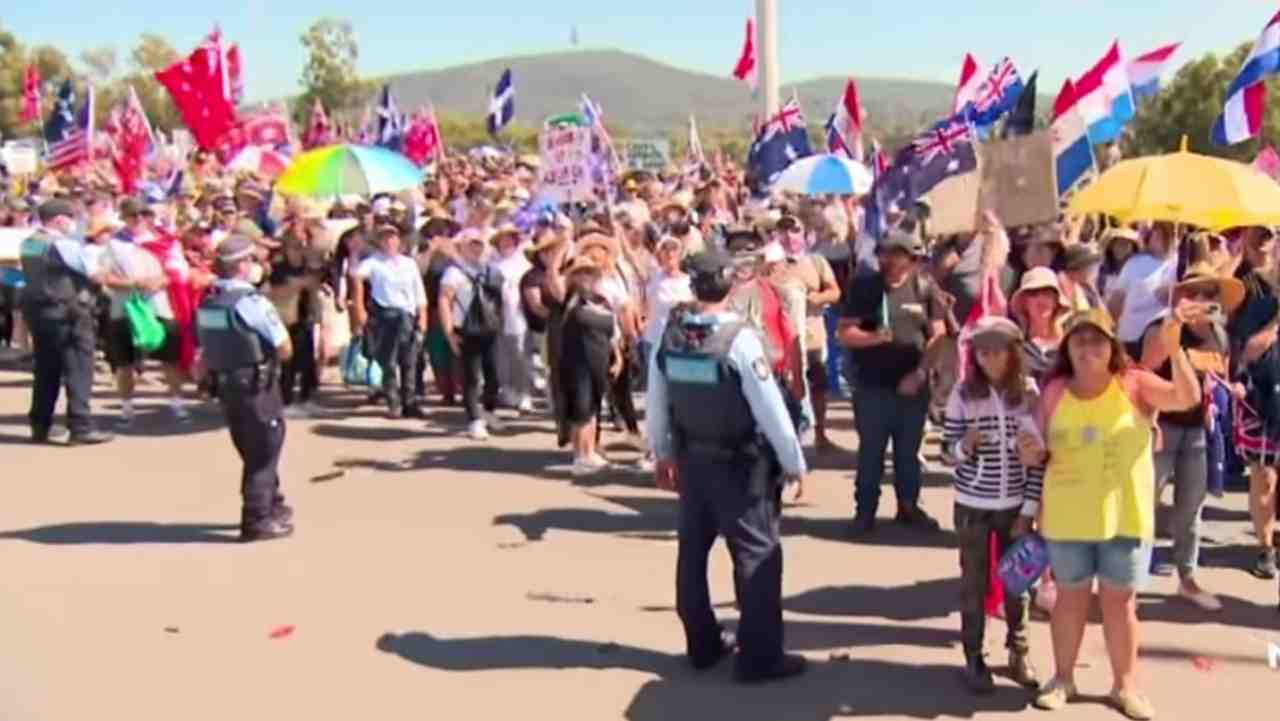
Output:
[{"xmin": 3, "ymin": 142, "xmax": 1280, "ymax": 718}]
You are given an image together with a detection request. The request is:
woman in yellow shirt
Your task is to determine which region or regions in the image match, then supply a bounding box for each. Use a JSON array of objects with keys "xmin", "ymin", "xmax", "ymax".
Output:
[{"xmin": 1027, "ymin": 307, "xmax": 1200, "ymax": 720}]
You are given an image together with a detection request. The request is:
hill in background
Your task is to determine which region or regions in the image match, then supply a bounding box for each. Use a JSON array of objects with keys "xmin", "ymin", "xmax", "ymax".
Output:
[{"xmin": 377, "ymin": 49, "xmax": 961, "ymax": 138}]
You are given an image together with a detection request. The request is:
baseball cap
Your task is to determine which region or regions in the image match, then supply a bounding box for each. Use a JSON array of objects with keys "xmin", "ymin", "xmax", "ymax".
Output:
[
  {"xmin": 682, "ymin": 250, "xmax": 733, "ymax": 278},
  {"xmin": 37, "ymin": 199, "xmax": 76, "ymax": 223},
  {"xmin": 878, "ymin": 229, "xmax": 921, "ymax": 255}
]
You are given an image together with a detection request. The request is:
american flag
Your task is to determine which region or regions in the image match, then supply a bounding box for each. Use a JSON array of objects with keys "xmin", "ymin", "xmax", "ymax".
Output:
[
  {"xmin": 45, "ymin": 81, "xmax": 94, "ymax": 170},
  {"xmin": 911, "ymin": 120, "xmax": 973, "ymax": 164}
]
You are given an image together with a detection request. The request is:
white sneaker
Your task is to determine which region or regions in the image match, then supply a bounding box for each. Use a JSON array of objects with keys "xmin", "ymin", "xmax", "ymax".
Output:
[
  {"xmin": 484, "ymin": 412, "xmax": 506, "ymax": 432},
  {"xmin": 516, "ymin": 396, "xmax": 535, "ymax": 414},
  {"xmin": 571, "ymin": 456, "xmax": 608, "ymax": 476},
  {"xmin": 118, "ymin": 402, "xmax": 135, "ymax": 427},
  {"xmin": 468, "ymin": 420, "xmax": 490, "ymax": 440},
  {"xmin": 587, "ymin": 452, "xmax": 611, "ymax": 468}
]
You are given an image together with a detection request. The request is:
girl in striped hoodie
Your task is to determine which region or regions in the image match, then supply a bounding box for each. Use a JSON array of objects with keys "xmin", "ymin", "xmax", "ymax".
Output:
[{"xmin": 943, "ymin": 316, "xmax": 1045, "ymax": 694}]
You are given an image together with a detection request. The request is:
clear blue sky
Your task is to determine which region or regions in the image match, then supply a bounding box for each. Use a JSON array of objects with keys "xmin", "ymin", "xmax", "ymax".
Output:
[{"xmin": 4, "ymin": 1, "xmax": 1274, "ymax": 101}]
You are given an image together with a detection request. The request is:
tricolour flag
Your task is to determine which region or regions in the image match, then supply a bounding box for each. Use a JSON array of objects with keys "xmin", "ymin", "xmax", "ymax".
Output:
[
  {"xmin": 1128, "ymin": 43, "xmax": 1181, "ymax": 101},
  {"xmin": 828, "ymin": 78, "xmax": 865, "ymax": 162},
  {"xmin": 1050, "ymin": 79, "xmax": 1095, "ymax": 197},
  {"xmin": 1213, "ymin": 11, "xmax": 1280, "ymax": 146},
  {"xmin": 487, "ymin": 69, "xmax": 515, "ymax": 136},
  {"xmin": 45, "ymin": 81, "xmax": 94, "ymax": 171},
  {"xmin": 952, "ymin": 53, "xmax": 985, "ymax": 115},
  {"xmin": 732, "ymin": 18, "xmax": 759, "ymax": 91},
  {"xmin": 1074, "ymin": 41, "xmax": 1136, "ymax": 144}
]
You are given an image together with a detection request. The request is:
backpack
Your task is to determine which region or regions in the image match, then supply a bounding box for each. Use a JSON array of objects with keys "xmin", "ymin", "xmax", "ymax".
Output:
[{"xmin": 460, "ymin": 267, "xmax": 503, "ymax": 338}]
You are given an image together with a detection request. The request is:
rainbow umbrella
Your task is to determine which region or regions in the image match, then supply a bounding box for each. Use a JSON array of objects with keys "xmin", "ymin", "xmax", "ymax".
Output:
[{"xmin": 275, "ymin": 144, "xmax": 424, "ymax": 197}]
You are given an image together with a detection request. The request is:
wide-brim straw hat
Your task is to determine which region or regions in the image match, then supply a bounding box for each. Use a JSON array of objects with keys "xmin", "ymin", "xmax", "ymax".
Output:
[
  {"xmin": 576, "ymin": 232, "xmax": 617, "ymax": 258},
  {"xmin": 1062, "ymin": 306, "xmax": 1118, "ymax": 341},
  {"xmin": 1009, "ymin": 266, "xmax": 1070, "ymax": 321},
  {"xmin": 490, "ymin": 223, "xmax": 522, "ymax": 247},
  {"xmin": 524, "ymin": 231, "xmax": 567, "ymax": 260},
  {"xmin": 1173, "ymin": 261, "xmax": 1247, "ymax": 314}
]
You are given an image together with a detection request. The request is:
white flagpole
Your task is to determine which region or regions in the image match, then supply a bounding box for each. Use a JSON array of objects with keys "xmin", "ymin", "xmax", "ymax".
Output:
[{"xmin": 757, "ymin": 0, "xmax": 779, "ymax": 119}]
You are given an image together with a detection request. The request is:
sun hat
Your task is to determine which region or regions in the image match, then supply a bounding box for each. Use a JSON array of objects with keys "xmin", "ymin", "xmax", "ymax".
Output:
[
  {"xmin": 1010, "ymin": 267, "xmax": 1070, "ymax": 321},
  {"xmin": 1062, "ymin": 306, "xmax": 1118, "ymax": 341},
  {"xmin": 1172, "ymin": 261, "xmax": 1246, "ymax": 314},
  {"xmin": 962, "ymin": 315, "xmax": 1024, "ymax": 350}
]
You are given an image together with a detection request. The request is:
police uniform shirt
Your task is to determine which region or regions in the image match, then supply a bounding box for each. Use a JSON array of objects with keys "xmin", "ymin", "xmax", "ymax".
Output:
[
  {"xmin": 356, "ymin": 252, "xmax": 427, "ymax": 313},
  {"xmin": 212, "ymin": 279, "xmax": 290, "ymax": 349},
  {"xmin": 21, "ymin": 231, "xmax": 96, "ymax": 279},
  {"xmin": 646, "ymin": 311, "xmax": 807, "ymax": 476}
]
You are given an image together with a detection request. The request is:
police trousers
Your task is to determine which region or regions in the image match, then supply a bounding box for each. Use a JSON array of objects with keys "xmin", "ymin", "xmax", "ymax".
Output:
[
  {"xmin": 28, "ymin": 310, "xmax": 95, "ymax": 436},
  {"xmin": 676, "ymin": 455, "xmax": 784, "ymax": 674},
  {"xmin": 371, "ymin": 307, "xmax": 420, "ymax": 413},
  {"xmin": 218, "ymin": 372, "xmax": 287, "ymax": 529}
]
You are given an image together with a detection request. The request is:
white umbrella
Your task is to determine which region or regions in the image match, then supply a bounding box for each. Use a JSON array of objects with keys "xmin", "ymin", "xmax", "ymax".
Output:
[{"xmin": 773, "ymin": 154, "xmax": 874, "ymax": 196}]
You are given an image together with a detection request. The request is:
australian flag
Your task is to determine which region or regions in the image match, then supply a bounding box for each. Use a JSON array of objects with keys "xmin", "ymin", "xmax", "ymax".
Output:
[
  {"xmin": 958, "ymin": 57, "xmax": 1025, "ymax": 130},
  {"xmin": 747, "ymin": 98, "xmax": 812, "ymax": 192},
  {"xmin": 376, "ymin": 84, "xmax": 405, "ymax": 151},
  {"xmin": 488, "ymin": 68, "xmax": 515, "ymax": 136},
  {"xmin": 867, "ymin": 118, "xmax": 977, "ymax": 221}
]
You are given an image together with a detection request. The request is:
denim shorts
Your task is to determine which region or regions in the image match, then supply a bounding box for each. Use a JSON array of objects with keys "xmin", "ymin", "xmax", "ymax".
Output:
[{"xmin": 1045, "ymin": 537, "xmax": 1154, "ymax": 591}]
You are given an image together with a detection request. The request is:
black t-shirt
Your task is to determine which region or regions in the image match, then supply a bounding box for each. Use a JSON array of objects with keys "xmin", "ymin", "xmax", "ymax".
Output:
[
  {"xmin": 268, "ymin": 254, "xmax": 317, "ymax": 324},
  {"xmin": 840, "ymin": 270, "xmax": 943, "ymax": 388},
  {"xmin": 519, "ymin": 264, "xmax": 549, "ymax": 333}
]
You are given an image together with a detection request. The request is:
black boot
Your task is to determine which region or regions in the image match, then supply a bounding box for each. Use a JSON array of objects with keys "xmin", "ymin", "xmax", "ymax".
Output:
[{"xmin": 963, "ymin": 651, "xmax": 996, "ymax": 694}]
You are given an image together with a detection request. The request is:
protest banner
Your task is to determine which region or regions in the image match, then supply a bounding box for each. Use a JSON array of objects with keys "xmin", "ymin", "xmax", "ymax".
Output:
[
  {"xmin": 2, "ymin": 142, "xmax": 39, "ymax": 176},
  {"xmin": 621, "ymin": 138, "xmax": 671, "ymax": 172},
  {"xmin": 537, "ymin": 124, "xmax": 594, "ymax": 203}
]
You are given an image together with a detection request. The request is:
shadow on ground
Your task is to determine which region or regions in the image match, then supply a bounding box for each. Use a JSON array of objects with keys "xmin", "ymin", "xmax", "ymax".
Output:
[{"xmin": 0, "ymin": 521, "xmax": 240, "ymax": 544}]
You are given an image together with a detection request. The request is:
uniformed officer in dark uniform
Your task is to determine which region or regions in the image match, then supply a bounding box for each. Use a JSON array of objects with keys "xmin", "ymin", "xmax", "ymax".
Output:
[
  {"xmin": 19, "ymin": 199, "xmax": 112, "ymax": 445},
  {"xmin": 197, "ymin": 235, "xmax": 295, "ymax": 542},
  {"xmin": 646, "ymin": 250, "xmax": 808, "ymax": 683}
]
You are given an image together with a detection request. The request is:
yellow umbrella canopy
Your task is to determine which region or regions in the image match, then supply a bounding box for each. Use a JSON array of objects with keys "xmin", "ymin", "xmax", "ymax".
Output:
[{"xmin": 1068, "ymin": 137, "xmax": 1280, "ymax": 231}]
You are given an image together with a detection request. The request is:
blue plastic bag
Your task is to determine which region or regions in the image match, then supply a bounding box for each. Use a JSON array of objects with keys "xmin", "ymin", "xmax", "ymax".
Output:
[{"xmin": 340, "ymin": 343, "xmax": 382, "ymax": 388}]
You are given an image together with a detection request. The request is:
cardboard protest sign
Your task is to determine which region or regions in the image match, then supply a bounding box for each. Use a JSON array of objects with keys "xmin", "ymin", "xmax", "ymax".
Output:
[
  {"xmin": 621, "ymin": 139, "xmax": 671, "ymax": 172},
  {"xmin": 925, "ymin": 163, "xmax": 982, "ymax": 236},
  {"xmin": 979, "ymin": 131, "xmax": 1057, "ymax": 229},
  {"xmin": 537, "ymin": 125, "xmax": 594, "ymax": 203},
  {"xmin": 1, "ymin": 142, "xmax": 39, "ymax": 175}
]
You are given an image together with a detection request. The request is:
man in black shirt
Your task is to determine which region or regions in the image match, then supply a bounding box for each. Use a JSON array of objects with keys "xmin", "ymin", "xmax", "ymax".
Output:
[{"xmin": 837, "ymin": 230, "xmax": 946, "ymax": 536}]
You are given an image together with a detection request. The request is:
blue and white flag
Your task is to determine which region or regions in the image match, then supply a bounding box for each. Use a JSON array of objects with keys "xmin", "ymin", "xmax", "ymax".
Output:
[
  {"xmin": 376, "ymin": 84, "xmax": 404, "ymax": 151},
  {"xmin": 488, "ymin": 69, "xmax": 515, "ymax": 136}
]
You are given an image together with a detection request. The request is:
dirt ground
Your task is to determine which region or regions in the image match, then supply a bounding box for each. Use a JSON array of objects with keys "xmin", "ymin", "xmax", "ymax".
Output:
[{"xmin": 0, "ymin": 359, "xmax": 1277, "ymax": 721}]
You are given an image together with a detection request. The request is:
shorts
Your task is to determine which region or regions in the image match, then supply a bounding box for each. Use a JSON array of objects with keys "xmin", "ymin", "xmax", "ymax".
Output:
[
  {"xmin": 105, "ymin": 317, "xmax": 180, "ymax": 371},
  {"xmin": 1046, "ymin": 537, "xmax": 1153, "ymax": 591},
  {"xmin": 1234, "ymin": 399, "xmax": 1280, "ymax": 467},
  {"xmin": 805, "ymin": 349, "xmax": 828, "ymax": 393}
]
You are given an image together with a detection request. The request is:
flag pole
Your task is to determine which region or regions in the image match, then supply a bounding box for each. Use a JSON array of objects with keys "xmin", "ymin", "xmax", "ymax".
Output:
[{"xmin": 757, "ymin": 0, "xmax": 780, "ymax": 119}]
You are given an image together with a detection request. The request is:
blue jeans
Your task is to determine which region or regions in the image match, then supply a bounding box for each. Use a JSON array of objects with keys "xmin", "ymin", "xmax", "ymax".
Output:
[
  {"xmin": 852, "ymin": 384, "xmax": 928, "ymax": 518},
  {"xmin": 1046, "ymin": 538, "xmax": 1154, "ymax": 591}
]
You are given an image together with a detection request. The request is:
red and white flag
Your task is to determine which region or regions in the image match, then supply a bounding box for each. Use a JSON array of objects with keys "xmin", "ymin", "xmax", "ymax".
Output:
[
  {"xmin": 104, "ymin": 86, "xmax": 154, "ymax": 193},
  {"xmin": 952, "ymin": 53, "xmax": 985, "ymax": 114},
  {"xmin": 732, "ymin": 17, "xmax": 758, "ymax": 91},
  {"xmin": 20, "ymin": 64, "xmax": 41, "ymax": 124},
  {"xmin": 830, "ymin": 78, "xmax": 866, "ymax": 162},
  {"xmin": 155, "ymin": 30, "xmax": 239, "ymax": 150},
  {"xmin": 303, "ymin": 98, "xmax": 333, "ymax": 149}
]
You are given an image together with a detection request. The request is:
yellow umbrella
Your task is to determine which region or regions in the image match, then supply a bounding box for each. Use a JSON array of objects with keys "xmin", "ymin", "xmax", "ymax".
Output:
[{"xmin": 1068, "ymin": 137, "xmax": 1280, "ymax": 230}]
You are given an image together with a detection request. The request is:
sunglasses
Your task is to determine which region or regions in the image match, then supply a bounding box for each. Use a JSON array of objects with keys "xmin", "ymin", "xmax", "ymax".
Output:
[{"xmin": 1182, "ymin": 285, "xmax": 1220, "ymax": 300}]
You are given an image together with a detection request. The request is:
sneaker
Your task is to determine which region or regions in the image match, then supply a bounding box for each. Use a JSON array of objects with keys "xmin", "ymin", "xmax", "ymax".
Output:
[
  {"xmin": 468, "ymin": 420, "xmax": 490, "ymax": 440},
  {"xmin": 1033, "ymin": 678, "xmax": 1078, "ymax": 711},
  {"xmin": 30, "ymin": 425, "xmax": 70, "ymax": 444},
  {"xmin": 301, "ymin": 401, "xmax": 323, "ymax": 416},
  {"xmin": 403, "ymin": 405, "xmax": 426, "ymax": 419},
  {"xmin": 516, "ymin": 396, "xmax": 535, "ymax": 414},
  {"xmin": 484, "ymin": 412, "xmax": 506, "ymax": 432},
  {"xmin": 1252, "ymin": 548, "xmax": 1277, "ymax": 580},
  {"xmin": 635, "ymin": 455, "xmax": 655, "ymax": 472},
  {"xmin": 895, "ymin": 506, "xmax": 941, "ymax": 531},
  {"xmin": 118, "ymin": 403, "xmax": 135, "ymax": 428},
  {"xmin": 587, "ymin": 452, "xmax": 611, "ymax": 468},
  {"xmin": 240, "ymin": 519, "xmax": 294, "ymax": 543},
  {"xmin": 734, "ymin": 653, "xmax": 807, "ymax": 683},
  {"xmin": 68, "ymin": 430, "xmax": 114, "ymax": 446},
  {"xmin": 571, "ymin": 458, "xmax": 607, "ymax": 477},
  {"xmin": 1178, "ymin": 580, "xmax": 1222, "ymax": 611}
]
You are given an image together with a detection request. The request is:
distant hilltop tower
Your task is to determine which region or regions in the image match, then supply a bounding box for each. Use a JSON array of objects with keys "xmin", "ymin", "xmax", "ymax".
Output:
[{"xmin": 570, "ymin": 25, "xmax": 579, "ymax": 47}]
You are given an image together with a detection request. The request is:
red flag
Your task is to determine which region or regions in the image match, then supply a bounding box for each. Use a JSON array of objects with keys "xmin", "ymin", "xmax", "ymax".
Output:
[
  {"xmin": 141, "ymin": 231, "xmax": 199, "ymax": 376},
  {"xmin": 732, "ymin": 18, "xmax": 758, "ymax": 91},
  {"xmin": 225, "ymin": 43, "xmax": 244, "ymax": 105},
  {"xmin": 104, "ymin": 86, "xmax": 154, "ymax": 193},
  {"xmin": 155, "ymin": 32, "xmax": 239, "ymax": 150},
  {"xmin": 402, "ymin": 111, "xmax": 431, "ymax": 166},
  {"xmin": 303, "ymin": 98, "xmax": 333, "ymax": 149},
  {"xmin": 20, "ymin": 64, "xmax": 41, "ymax": 124}
]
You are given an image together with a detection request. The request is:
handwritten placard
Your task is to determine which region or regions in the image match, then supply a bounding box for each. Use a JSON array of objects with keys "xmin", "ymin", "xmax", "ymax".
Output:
[{"xmin": 537, "ymin": 126, "xmax": 594, "ymax": 203}]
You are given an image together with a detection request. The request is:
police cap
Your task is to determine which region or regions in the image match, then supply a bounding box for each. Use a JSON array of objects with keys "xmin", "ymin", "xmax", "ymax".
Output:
[
  {"xmin": 37, "ymin": 199, "xmax": 76, "ymax": 223},
  {"xmin": 217, "ymin": 235, "xmax": 256, "ymax": 264}
]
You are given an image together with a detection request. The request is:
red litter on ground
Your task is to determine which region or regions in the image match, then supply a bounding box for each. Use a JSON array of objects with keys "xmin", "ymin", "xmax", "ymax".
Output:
[
  {"xmin": 1191, "ymin": 656, "xmax": 1216, "ymax": 672},
  {"xmin": 268, "ymin": 625, "xmax": 295, "ymax": 640}
]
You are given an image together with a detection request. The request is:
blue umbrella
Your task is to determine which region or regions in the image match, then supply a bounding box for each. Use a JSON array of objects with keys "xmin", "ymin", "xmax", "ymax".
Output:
[{"xmin": 774, "ymin": 154, "xmax": 874, "ymax": 196}]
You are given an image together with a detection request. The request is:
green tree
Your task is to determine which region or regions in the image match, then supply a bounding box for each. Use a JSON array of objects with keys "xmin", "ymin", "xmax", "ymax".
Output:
[
  {"xmin": 1126, "ymin": 42, "xmax": 1280, "ymax": 161},
  {"xmin": 298, "ymin": 18, "xmax": 371, "ymax": 118},
  {"xmin": 0, "ymin": 25, "xmax": 75, "ymax": 139}
]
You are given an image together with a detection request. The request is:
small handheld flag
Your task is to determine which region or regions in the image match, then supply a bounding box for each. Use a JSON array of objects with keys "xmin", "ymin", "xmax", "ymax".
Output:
[{"xmin": 488, "ymin": 69, "xmax": 515, "ymax": 136}]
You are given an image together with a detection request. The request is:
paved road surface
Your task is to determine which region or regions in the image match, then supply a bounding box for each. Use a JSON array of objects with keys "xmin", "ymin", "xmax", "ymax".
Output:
[{"xmin": 0, "ymin": 361, "xmax": 1276, "ymax": 720}]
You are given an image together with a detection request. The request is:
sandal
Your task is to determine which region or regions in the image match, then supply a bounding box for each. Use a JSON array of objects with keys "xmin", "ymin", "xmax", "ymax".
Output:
[
  {"xmin": 1109, "ymin": 690, "xmax": 1156, "ymax": 720},
  {"xmin": 1032, "ymin": 678, "xmax": 1077, "ymax": 711}
]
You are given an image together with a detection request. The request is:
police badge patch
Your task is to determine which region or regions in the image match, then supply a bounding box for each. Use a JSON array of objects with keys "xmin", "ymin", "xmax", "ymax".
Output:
[{"xmin": 752, "ymin": 357, "xmax": 771, "ymax": 381}]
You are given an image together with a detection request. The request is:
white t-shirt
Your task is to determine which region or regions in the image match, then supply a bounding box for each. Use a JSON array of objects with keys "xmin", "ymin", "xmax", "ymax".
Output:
[
  {"xmin": 493, "ymin": 251, "xmax": 532, "ymax": 336},
  {"xmin": 1111, "ymin": 254, "xmax": 1175, "ymax": 342},
  {"xmin": 356, "ymin": 253, "xmax": 426, "ymax": 313},
  {"xmin": 441, "ymin": 261, "xmax": 499, "ymax": 330},
  {"xmin": 643, "ymin": 272, "xmax": 693, "ymax": 344},
  {"xmin": 99, "ymin": 237, "xmax": 173, "ymax": 320}
]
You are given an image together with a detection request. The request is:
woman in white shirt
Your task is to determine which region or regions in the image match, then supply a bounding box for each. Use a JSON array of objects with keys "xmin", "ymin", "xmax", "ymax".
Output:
[
  {"xmin": 491, "ymin": 224, "xmax": 535, "ymax": 413},
  {"xmin": 642, "ymin": 235, "xmax": 693, "ymax": 356}
]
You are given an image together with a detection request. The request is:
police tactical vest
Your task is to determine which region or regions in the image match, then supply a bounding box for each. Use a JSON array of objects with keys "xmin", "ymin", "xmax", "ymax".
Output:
[
  {"xmin": 19, "ymin": 231, "xmax": 91, "ymax": 317},
  {"xmin": 656, "ymin": 310, "xmax": 757, "ymax": 450},
  {"xmin": 197, "ymin": 287, "xmax": 267, "ymax": 372}
]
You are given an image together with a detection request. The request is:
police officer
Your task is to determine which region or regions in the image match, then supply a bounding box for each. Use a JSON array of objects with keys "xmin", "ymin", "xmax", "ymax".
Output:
[
  {"xmin": 646, "ymin": 250, "xmax": 808, "ymax": 683},
  {"xmin": 20, "ymin": 199, "xmax": 112, "ymax": 445},
  {"xmin": 197, "ymin": 235, "xmax": 295, "ymax": 542}
]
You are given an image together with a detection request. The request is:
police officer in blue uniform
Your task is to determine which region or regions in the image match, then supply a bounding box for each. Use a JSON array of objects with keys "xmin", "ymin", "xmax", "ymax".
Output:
[
  {"xmin": 646, "ymin": 250, "xmax": 808, "ymax": 683},
  {"xmin": 20, "ymin": 199, "xmax": 112, "ymax": 445},
  {"xmin": 197, "ymin": 235, "xmax": 295, "ymax": 542}
]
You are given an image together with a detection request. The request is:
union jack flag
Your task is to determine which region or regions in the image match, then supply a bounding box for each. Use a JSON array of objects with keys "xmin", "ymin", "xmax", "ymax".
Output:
[
  {"xmin": 975, "ymin": 58, "xmax": 1020, "ymax": 111},
  {"xmin": 912, "ymin": 120, "xmax": 974, "ymax": 164},
  {"xmin": 770, "ymin": 99, "xmax": 805, "ymax": 134}
]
